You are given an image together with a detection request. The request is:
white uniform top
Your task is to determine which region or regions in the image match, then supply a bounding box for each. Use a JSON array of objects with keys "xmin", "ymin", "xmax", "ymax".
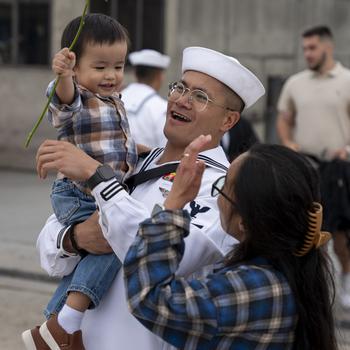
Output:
[
  {"xmin": 122, "ymin": 83, "xmax": 168, "ymax": 148},
  {"xmin": 37, "ymin": 146, "xmax": 237, "ymax": 350}
]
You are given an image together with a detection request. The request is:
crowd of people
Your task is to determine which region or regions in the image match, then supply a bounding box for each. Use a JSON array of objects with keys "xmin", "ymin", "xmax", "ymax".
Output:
[{"xmin": 20, "ymin": 12, "xmax": 344, "ymax": 350}]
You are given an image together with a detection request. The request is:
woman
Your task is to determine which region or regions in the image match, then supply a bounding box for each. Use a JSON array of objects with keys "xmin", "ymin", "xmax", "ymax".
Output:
[{"xmin": 124, "ymin": 135, "xmax": 337, "ymax": 350}]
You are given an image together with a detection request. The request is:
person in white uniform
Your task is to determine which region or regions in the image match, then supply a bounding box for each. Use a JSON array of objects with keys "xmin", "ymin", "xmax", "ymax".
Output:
[
  {"xmin": 34, "ymin": 46, "xmax": 265, "ymax": 350},
  {"xmin": 122, "ymin": 49, "xmax": 170, "ymax": 148}
]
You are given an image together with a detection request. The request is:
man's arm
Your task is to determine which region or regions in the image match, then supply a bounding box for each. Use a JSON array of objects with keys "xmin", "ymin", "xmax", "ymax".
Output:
[
  {"xmin": 37, "ymin": 212, "xmax": 113, "ymax": 277},
  {"xmin": 35, "ymin": 139, "xmax": 151, "ymax": 262},
  {"xmin": 36, "ymin": 137, "xmax": 230, "ymax": 277},
  {"xmin": 36, "ymin": 139, "xmax": 100, "ymax": 180},
  {"xmin": 276, "ymin": 110, "xmax": 299, "ymax": 151},
  {"xmin": 92, "ymin": 180, "xmax": 154, "ymax": 260},
  {"xmin": 36, "ymin": 215, "xmax": 80, "ymax": 277},
  {"xmin": 88, "ymin": 180, "xmax": 229, "ymax": 278},
  {"xmin": 35, "ymin": 140, "xmax": 112, "ymax": 276},
  {"xmin": 276, "ymin": 79, "xmax": 300, "ymax": 152},
  {"xmin": 93, "ymin": 135, "xmax": 230, "ymax": 276}
]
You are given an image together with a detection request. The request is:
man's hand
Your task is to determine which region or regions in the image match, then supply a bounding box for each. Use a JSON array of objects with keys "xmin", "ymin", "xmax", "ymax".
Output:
[
  {"xmin": 52, "ymin": 48, "xmax": 76, "ymax": 78},
  {"xmin": 283, "ymin": 140, "xmax": 300, "ymax": 152},
  {"xmin": 330, "ymin": 147, "xmax": 348, "ymax": 160},
  {"xmin": 164, "ymin": 135, "xmax": 211, "ymax": 210},
  {"xmin": 36, "ymin": 139, "xmax": 101, "ymax": 181},
  {"xmin": 65, "ymin": 212, "xmax": 113, "ymax": 255}
]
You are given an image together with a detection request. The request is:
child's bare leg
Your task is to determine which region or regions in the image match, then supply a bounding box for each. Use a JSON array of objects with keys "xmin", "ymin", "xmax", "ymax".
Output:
[
  {"xmin": 66, "ymin": 291, "xmax": 91, "ymax": 312},
  {"xmin": 57, "ymin": 292, "xmax": 91, "ymax": 334}
]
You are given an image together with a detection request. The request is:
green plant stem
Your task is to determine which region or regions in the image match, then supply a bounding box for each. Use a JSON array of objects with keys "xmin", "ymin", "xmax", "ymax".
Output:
[{"xmin": 25, "ymin": 0, "xmax": 90, "ymax": 148}]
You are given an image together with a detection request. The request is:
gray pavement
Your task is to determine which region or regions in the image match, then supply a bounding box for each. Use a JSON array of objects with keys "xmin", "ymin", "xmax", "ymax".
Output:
[
  {"xmin": 0, "ymin": 169, "xmax": 54, "ymax": 275},
  {"xmin": 1, "ymin": 169, "xmax": 350, "ymax": 349},
  {"xmin": 0, "ymin": 169, "xmax": 58, "ymax": 349}
]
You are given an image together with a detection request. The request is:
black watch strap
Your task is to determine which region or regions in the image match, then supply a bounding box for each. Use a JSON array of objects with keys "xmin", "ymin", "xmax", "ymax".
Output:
[
  {"xmin": 87, "ymin": 164, "xmax": 116, "ymax": 190},
  {"xmin": 67, "ymin": 223, "xmax": 87, "ymax": 257}
]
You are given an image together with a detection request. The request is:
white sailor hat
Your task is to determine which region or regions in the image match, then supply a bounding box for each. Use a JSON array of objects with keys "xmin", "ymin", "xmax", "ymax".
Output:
[
  {"xmin": 182, "ymin": 47, "xmax": 265, "ymax": 109},
  {"xmin": 129, "ymin": 49, "xmax": 170, "ymax": 69}
]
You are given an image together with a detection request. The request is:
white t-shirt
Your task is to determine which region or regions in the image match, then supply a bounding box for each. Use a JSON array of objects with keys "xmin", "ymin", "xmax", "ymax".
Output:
[
  {"xmin": 277, "ymin": 62, "xmax": 350, "ymax": 158},
  {"xmin": 37, "ymin": 146, "xmax": 236, "ymax": 350},
  {"xmin": 122, "ymin": 83, "xmax": 167, "ymax": 148}
]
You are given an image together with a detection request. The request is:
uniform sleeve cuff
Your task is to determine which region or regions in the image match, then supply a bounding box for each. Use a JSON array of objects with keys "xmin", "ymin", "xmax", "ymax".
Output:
[
  {"xmin": 57, "ymin": 226, "xmax": 78, "ymax": 258},
  {"xmin": 92, "ymin": 178, "xmax": 128, "ymax": 202}
]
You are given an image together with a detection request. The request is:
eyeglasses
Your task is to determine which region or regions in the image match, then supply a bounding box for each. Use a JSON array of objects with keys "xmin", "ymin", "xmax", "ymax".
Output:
[
  {"xmin": 168, "ymin": 81, "xmax": 236, "ymax": 112},
  {"xmin": 211, "ymin": 175, "xmax": 237, "ymax": 206}
]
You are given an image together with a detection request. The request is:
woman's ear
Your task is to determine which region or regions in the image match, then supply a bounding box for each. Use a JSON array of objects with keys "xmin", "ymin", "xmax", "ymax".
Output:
[{"xmin": 220, "ymin": 111, "xmax": 240, "ymax": 133}]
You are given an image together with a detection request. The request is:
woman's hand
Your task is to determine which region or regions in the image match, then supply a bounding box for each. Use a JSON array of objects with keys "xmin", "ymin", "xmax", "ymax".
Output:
[
  {"xmin": 164, "ymin": 135, "xmax": 211, "ymax": 210},
  {"xmin": 36, "ymin": 139, "xmax": 101, "ymax": 181}
]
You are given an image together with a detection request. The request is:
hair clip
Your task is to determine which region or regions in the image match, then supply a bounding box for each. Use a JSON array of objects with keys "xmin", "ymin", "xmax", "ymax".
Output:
[{"xmin": 294, "ymin": 202, "xmax": 331, "ymax": 257}]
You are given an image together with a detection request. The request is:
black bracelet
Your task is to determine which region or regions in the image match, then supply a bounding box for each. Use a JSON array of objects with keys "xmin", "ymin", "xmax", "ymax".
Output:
[{"xmin": 68, "ymin": 223, "xmax": 87, "ymax": 257}]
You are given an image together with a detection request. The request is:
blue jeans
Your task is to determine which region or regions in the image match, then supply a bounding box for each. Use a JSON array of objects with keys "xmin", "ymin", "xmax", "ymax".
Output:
[
  {"xmin": 51, "ymin": 178, "xmax": 96, "ymax": 226},
  {"xmin": 46, "ymin": 179, "xmax": 121, "ymax": 317}
]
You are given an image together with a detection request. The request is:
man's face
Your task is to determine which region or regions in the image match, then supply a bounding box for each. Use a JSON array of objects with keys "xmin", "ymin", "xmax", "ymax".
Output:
[
  {"xmin": 302, "ymin": 35, "xmax": 328, "ymax": 71},
  {"xmin": 163, "ymin": 70, "xmax": 230, "ymax": 149}
]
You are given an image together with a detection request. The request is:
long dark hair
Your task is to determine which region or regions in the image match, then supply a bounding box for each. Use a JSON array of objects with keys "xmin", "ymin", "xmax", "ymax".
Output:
[{"xmin": 226, "ymin": 144, "xmax": 337, "ymax": 350}]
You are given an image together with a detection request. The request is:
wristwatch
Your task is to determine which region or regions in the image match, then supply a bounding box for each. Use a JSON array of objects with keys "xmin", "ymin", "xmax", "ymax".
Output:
[{"xmin": 87, "ymin": 164, "xmax": 116, "ymax": 190}]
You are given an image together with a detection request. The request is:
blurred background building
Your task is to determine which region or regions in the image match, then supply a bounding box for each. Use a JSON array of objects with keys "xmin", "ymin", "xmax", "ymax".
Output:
[
  {"xmin": 2, "ymin": 2, "xmax": 350, "ymax": 348},
  {"xmin": 1, "ymin": 0, "xmax": 350, "ymax": 169}
]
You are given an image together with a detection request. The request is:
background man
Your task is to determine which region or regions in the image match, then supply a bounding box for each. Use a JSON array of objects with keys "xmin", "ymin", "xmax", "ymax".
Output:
[
  {"xmin": 276, "ymin": 25, "xmax": 350, "ymax": 308},
  {"xmin": 34, "ymin": 46, "xmax": 264, "ymax": 349},
  {"xmin": 122, "ymin": 49, "xmax": 170, "ymax": 148}
]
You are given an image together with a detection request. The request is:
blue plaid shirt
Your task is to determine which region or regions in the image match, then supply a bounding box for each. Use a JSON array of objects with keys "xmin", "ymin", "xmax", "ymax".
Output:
[
  {"xmin": 124, "ymin": 210, "xmax": 298, "ymax": 350},
  {"xmin": 47, "ymin": 81, "xmax": 137, "ymax": 189}
]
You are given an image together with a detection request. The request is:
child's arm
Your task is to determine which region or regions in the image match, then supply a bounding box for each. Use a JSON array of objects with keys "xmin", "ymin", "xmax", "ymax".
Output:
[{"xmin": 52, "ymin": 47, "xmax": 76, "ymax": 105}]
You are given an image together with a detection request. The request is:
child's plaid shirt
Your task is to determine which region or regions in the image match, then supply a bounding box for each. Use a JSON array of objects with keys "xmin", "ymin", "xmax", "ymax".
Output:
[
  {"xmin": 124, "ymin": 210, "xmax": 298, "ymax": 350},
  {"xmin": 47, "ymin": 81, "xmax": 137, "ymax": 190}
]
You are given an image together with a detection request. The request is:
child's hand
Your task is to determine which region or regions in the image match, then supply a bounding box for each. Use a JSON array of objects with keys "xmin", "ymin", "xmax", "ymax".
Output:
[{"xmin": 52, "ymin": 48, "xmax": 76, "ymax": 78}]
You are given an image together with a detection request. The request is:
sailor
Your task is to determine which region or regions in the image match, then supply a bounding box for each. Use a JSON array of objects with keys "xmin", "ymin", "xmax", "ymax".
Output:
[
  {"xmin": 34, "ymin": 46, "xmax": 265, "ymax": 350},
  {"xmin": 122, "ymin": 49, "xmax": 170, "ymax": 148}
]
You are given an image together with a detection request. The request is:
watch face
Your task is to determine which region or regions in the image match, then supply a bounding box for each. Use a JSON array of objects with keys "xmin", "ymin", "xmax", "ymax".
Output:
[
  {"xmin": 98, "ymin": 165, "xmax": 115, "ymax": 179},
  {"xmin": 87, "ymin": 164, "xmax": 116, "ymax": 190}
]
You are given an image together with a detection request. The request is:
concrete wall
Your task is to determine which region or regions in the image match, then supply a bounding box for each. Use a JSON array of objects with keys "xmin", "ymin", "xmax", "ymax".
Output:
[
  {"xmin": 2, "ymin": 0, "xmax": 350, "ymax": 169},
  {"xmin": 0, "ymin": 0, "xmax": 85, "ymax": 170},
  {"xmin": 0, "ymin": 67, "xmax": 55, "ymax": 169},
  {"xmin": 164, "ymin": 0, "xmax": 350, "ymax": 139}
]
